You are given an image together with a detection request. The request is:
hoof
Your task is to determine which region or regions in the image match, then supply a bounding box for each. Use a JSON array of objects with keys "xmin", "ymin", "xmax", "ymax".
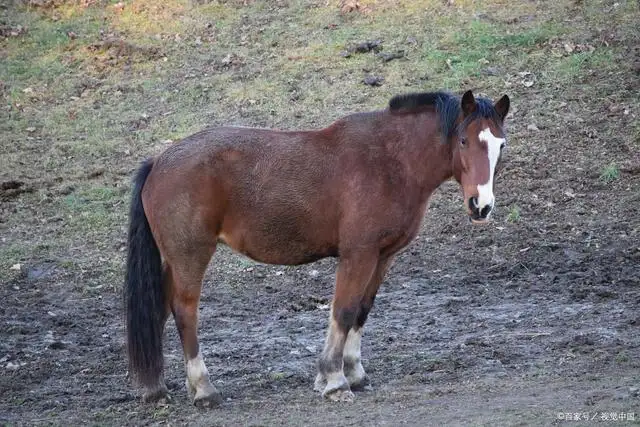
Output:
[
  {"xmin": 313, "ymin": 373, "xmax": 326, "ymax": 392},
  {"xmin": 321, "ymin": 374, "xmax": 353, "ymax": 402},
  {"xmin": 349, "ymin": 375, "xmax": 372, "ymax": 392},
  {"xmin": 324, "ymin": 388, "xmax": 355, "ymax": 402},
  {"xmin": 142, "ymin": 386, "xmax": 171, "ymax": 404},
  {"xmin": 193, "ymin": 386, "xmax": 223, "ymax": 409}
]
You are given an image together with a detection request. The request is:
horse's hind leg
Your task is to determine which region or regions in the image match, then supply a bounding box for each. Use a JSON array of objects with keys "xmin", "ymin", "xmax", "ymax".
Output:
[
  {"xmin": 315, "ymin": 250, "xmax": 378, "ymax": 402},
  {"xmin": 343, "ymin": 255, "xmax": 394, "ymax": 391},
  {"xmin": 168, "ymin": 246, "xmax": 222, "ymax": 408}
]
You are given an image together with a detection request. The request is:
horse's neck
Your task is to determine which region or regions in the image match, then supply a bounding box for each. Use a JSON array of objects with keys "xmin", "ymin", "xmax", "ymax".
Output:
[{"xmin": 392, "ymin": 117, "xmax": 454, "ymax": 198}]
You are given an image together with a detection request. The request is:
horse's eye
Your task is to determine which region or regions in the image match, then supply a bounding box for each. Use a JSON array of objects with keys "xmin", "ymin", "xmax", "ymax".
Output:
[{"xmin": 460, "ymin": 138, "xmax": 467, "ymax": 146}]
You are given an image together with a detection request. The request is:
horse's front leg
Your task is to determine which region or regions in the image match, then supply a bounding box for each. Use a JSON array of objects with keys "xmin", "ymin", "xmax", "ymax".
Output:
[
  {"xmin": 314, "ymin": 250, "xmax": 378, "ymax": 402},
  {"xmin": 343, "ymin": 255, "xmax": 395, "ymax": 390}
]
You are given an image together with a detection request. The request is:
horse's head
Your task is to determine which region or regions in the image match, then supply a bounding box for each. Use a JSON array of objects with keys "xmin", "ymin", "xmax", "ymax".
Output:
[{"xmin": 452, "ymin": 90, "xmax": 510, "ymax": 224}]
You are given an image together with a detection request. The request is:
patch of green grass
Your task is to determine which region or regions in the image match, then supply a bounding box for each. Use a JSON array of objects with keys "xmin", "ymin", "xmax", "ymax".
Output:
[
  {"xmin": 61, "ymin": 185, "xmax": 127, "ymax": 236},
  {"xmin": 270, "ymin": 371, "xmax": 287, "ymax": 381},
  {"xmin": 454, "ymin": 20, "xmax": 560, "ymax": 51},
  {"xmin": 615, "ymin": 350, "xmax": 630, "ymax": 365},
  {"xmin": 599, "ymin": 163, "xmax": 620, "ymax": 183},
  {"xmin": 0, "ymin": 243, "xmax": 31, "ymax": 279},
  {"xmin": 544, "ymin": 49, "xmax": 615, "ymax": 83},
  {"xmin": 151, "ymin": 405, "xmax": 170, "ymax": 419},
  {"xmin": 507, "ymin": 205, "xmax": 521, "ymax": 223}
]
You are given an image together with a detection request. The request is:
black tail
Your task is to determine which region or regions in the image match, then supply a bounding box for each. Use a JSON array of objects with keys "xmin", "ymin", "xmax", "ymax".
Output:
[{"xmin": 124, "ymin": 158, "xmax": 165, "ymax": 387}]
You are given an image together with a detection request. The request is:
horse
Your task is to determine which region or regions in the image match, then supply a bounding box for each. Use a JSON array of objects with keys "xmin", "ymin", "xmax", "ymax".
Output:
[{"xmin": 124, "ymin": 89, "xmax": 510, "ymax": 407}]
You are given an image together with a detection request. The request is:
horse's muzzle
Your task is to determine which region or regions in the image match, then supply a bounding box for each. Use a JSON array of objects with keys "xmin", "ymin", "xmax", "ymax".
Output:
[{"xmin": 467, "ymin": 197, "xmax": 493, "ymax": 224}]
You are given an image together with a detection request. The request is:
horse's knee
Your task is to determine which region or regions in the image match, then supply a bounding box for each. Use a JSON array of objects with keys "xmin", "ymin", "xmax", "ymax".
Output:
[{"xmin": 333, "ymin": 305, "xmax": 359, "ymax": 333}]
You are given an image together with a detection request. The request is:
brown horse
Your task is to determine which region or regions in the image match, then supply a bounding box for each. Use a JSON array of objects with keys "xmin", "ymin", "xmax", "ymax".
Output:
[{"xmin": 124, "ymin": 89, "xmax": 510, "ymax": 406}]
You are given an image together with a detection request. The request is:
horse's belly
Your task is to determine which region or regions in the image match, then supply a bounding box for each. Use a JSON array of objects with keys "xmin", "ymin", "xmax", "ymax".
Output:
[{"xmin": 218, "ymin": 228, "xmax": 337, "ymax": 266}]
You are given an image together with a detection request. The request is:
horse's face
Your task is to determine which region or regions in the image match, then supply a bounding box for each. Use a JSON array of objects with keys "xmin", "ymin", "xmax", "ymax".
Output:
[{"xmin": 453, "ymin": 91, "xmax": 510, "ymax": 224}]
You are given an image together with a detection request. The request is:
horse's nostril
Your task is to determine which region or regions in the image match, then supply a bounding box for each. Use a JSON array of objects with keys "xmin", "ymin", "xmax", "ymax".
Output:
[{"xmin": 468, "ymin": 197, "xmax": 479, "ymax": 212}]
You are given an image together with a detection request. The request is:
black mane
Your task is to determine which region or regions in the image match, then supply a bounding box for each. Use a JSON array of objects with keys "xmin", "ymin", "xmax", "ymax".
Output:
[{"xmin": 388, "ymin": 91, "xmax": 499, "ymax": 143}]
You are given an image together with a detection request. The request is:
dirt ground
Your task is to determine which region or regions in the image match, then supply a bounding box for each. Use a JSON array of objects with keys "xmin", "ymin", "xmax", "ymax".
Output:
[{"xmin": 1, "ymin": 0, "xmax": 640, "ymax": 426}]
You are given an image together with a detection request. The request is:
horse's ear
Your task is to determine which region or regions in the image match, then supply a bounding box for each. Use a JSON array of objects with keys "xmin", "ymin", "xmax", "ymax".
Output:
[
  {"xmin": 494, "ymin": 95, "xmax": 510, "ymax": 122},
  {"xmin": 461, "ymin": 90, "xmax": 477, "ymax": 117}
]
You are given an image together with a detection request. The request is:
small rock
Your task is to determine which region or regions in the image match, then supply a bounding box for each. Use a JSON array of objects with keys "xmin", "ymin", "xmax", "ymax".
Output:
[
  {"xmin": 343, "ymin": 40, "xmax": 382, "ymax": 56},
  {"xmin": 10, "ymin": 263, "xmax": 21, "ymax": 271},
  {"xmin": 6, "ymin": 362, "xmax": 21, "ymax": 370},
  {"xmin": 377, "ymin": 51, "xmax": 404, "ymax": 62},
  {"xmin": 305, "ymin": 345, "xmax": 317, "ymax": 353},
  {"xmin": 49, "ymin": 341, "xmax": 66, "ymax": 350},
  {"xmin": 26, "ymin": 127, "xmax": 36, "ymax": 133},
  {"xmin": 309, "ymin": 270, "xmax": 319, "ymax": 277},
  {"xmin": 275, "ymin": 271, "xmax": 284, "ymax": 276},
  {"xmin": 527, "ymin": 124, "xmax": 539, "ymax": 131},
  {"xmin": 87, "ymin": 168, "xmax": 105, "ymax": 179},
  {"xmin": 483, "ymin": 67, "xmax": 500, "ymax": 76},
  {"xmin": 363, "ymin": 75, "xmax": 384, "ymax": 86}
]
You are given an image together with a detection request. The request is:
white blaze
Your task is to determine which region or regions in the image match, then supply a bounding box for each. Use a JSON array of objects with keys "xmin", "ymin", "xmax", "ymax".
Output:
[{"xmin": 476, "ymin": 128, "xmax": 505, "ymax": 212}]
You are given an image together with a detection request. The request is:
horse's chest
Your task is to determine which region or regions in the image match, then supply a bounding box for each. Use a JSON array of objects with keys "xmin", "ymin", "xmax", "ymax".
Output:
[{"xmin": 375, "ymin": 197, "xmax": 430, "ymax": 255}]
